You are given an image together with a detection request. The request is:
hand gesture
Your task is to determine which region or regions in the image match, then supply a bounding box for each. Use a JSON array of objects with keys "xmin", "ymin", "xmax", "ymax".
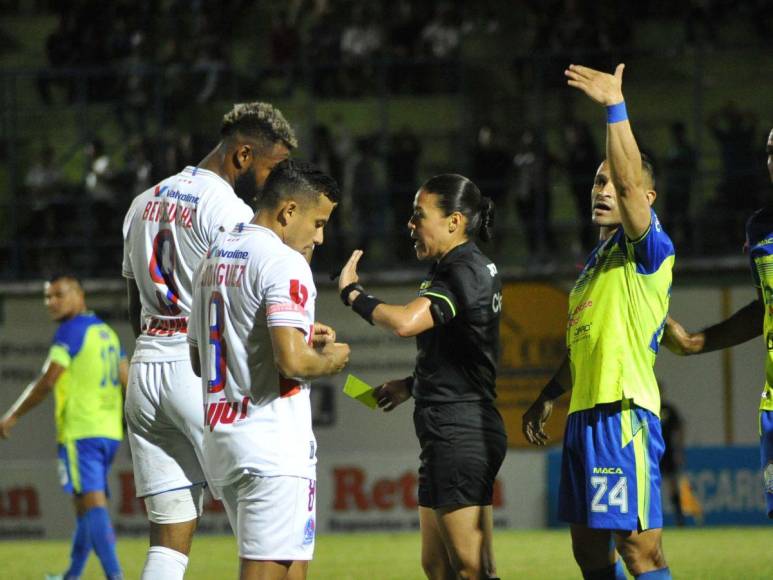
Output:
[
  {"xmin": 661, "ymin": 316, "xmax": 698, "ymax": 356},
  {"xmin": 312, "ymin": 322, "xmax": 336, "ymax": 348},
  {"xmin": 565, "ymin": 63, "xmax": 625, "ymax": 107},
  {"xmin": 374, "ymin": 378, "xmax": 412, "ymax": 412},
  {"xmin": 522, "ymin": 398, "xmax": 553, "ymax": 446},
  {"xmin": 338, "ymin": 250, "xmax": 364, "ymax": 294},
  {"xmin": 0, "ymin": 415, "xmax": 17, "ymax": 439},
  {"xmin": 322, "ymin": 341, "xmax": 350, "ymax": 374}
]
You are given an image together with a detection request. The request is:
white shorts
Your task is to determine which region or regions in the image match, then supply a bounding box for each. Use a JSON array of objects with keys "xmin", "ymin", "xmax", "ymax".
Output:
[
  {"xmin": 125, "ymin": 359, "xmax": 207, "ymax": 497},
  {"xmin": 220, "ymin": 473, "xmax": 317, "ymax": 561}
]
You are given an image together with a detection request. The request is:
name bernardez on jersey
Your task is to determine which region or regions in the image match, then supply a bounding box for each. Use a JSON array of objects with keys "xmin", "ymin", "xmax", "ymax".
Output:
[{"xmin": 122, "ymin": 166, "xmax": 253, "ymax": 363}]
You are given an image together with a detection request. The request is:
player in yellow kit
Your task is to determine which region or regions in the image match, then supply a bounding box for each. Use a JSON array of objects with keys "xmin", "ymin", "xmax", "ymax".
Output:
[
  {"xmin": 523, "ymin": 64, "xmax": 674, "ymax": 580},
  {"xmin": 663, "ymin": 128, "xmax": 773, "ymax": 520},
  {"xmin": 0, "ymin": 274, "xmax": 128, "ymax": 580}
]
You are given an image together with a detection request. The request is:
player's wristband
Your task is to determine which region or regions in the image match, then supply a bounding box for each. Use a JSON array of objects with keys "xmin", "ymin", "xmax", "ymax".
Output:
[
  {"xmin": 340, "ymin": 282, "xmax": 365, "ymax": 306},
  {"xmin": 542, "ymin": 377, "xmax": 566, "ymax": 401},
  {"xmin": 606, "ymin": 101, "xmax": 628, "ymax": 124},
  {"xmin": 351, "ymin": 291, "xmax": 384, "ymax": 325}
]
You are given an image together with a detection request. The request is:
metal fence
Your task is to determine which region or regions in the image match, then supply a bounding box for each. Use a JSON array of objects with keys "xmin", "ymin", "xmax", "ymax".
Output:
[{"xmin": 1, "ymin": 46, "xmax": 771, "ymax": 280}]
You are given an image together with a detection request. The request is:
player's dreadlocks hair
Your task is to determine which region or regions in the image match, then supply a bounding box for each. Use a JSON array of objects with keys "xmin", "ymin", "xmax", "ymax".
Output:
[
  {"xmin": 258, "ymin": 159, "xmax": 340, "ymax": 209},
  {"xmin": 220, "ymin": 102, "xmax": 298, "ymax": 150}
]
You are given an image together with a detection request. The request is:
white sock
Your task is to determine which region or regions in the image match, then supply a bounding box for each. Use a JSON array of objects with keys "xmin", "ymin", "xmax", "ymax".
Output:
[{"xmin": 140, "ymin": 546, "xmax": 189, "ymax": 580}]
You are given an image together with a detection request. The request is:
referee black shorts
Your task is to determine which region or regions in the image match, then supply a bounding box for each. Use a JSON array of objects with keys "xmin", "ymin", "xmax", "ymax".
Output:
[{"xmin": 413, "ymin": 400, "xmax": 507, "ymax": 509}]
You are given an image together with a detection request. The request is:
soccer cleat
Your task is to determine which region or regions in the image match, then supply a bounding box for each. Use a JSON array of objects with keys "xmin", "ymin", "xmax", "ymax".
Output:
[{"xmin": 43, "ymin": 574, "xmax": 64, "ymax": 580}]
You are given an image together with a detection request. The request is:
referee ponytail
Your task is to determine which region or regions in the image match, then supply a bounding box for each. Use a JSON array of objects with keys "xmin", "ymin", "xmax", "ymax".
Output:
[{"xmin": 421, "ymin": 174, "xmax": 495, "ymax": 242}]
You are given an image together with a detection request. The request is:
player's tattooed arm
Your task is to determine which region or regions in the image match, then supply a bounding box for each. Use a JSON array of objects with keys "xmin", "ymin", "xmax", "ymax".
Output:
[{"xmin": 664, "ymin": 297, "xmax": 764, "ymax": 356}]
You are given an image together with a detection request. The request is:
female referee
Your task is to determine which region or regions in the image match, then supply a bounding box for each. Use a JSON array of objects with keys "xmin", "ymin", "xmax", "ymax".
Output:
[{"xmin": 338, "ymin": 173, "xmax": 506, "ymax": 580}]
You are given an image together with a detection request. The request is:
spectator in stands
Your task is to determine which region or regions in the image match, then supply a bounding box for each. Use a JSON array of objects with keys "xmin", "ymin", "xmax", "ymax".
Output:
[
  {"xmin": 23, "ymin": 144, "xmax": 66, "ymax": 271},
  {"xmin": 350, "ymin": 136, "xmax": 387, "ymax": 257},
  {"xmin": 563, "ymin": 119, "xmax": 599, "ymax": 253},
  {"xmin": 420, "ymin": 3, "xmax": 461, "ymax": 92},
  {"xmin": 83, "ymin": 138, "xmax": 117, "ymax": 240},
  {"xmin": 513, "ymin": 127, "xmax": 557, "ymax": 263},
  {"xmin": 307, "ymin": 6, "xmax": 344, "ymax": 96},
  {"xmin": 708, "ymin": 101, "xmax": 761, "ymax": 248},
  {"xmin": 340, "ymin": 4, "xmax": 382, "ymax": 96},
  {"xmin": 471, "ymin": 124, "xmax": 511, "ymax": 249},
  {"xmin": 386, "ymin": 0, "xmax": 423, "ymax": 94},
  {"xmin": 387, "ymin": 126, "xmax": 423, "ymax": 260},
  {"xmin": 664, "ymin": 121, "xmax": 697, "ymax": 253},
  {"xmin": 37, "ymin": 17, "xmax": 76, "ymax": 105},
  {"xmin": 25, "ymin": 143, "xmax": 63, "ymax": 203},
  {"xmin": 266, "ymin": 7, "xmax": 301, "ymax": 95}
]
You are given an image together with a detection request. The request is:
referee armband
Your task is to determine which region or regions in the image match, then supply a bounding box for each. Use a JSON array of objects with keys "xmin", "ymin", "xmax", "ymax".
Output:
[{"xmin": 421, "ymin": 290, "xmax": 458, "ymax": 326}]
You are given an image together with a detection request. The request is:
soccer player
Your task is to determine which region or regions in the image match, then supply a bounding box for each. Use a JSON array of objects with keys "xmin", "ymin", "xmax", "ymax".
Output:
[
  {"xmin": 337, "ymin": 174, "xmax": 506, "ymax": 580},
  {"xmin": 188, "ymin": 160, "xmax": 350, "ymax": 580},
  {"xmin": 122, "ymin": 102, "xmax": 297, "ymax": 579},
  {"xmin": 522, "ymin": 64, "xmax": 674, "ymax": 580},
  {"xmin": 0, "ymin": 274, "xmax": 127, "ymax": 580},
  {"xmin": 662, "ymin": 127, "xmax": 773, "ymax": 519}
]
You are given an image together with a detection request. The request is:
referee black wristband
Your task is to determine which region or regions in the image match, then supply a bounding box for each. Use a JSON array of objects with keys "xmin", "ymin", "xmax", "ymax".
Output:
[
  {"xmin": 542, "ymin": 377, "xmax": 566, "ymax": 401},
  {"xmin": 351, "ymin": 291, "xmax": 384, "ymax": 325},
  {"xmin": 340, "ymin": 282, "xmax": 365, "ymax": 306}
]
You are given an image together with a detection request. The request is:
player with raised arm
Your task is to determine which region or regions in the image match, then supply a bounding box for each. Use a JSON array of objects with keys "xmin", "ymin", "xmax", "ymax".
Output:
[
  {"xmin": 122, "ymin": 102, "xmax": 297, "ymax": 579},
  {"xmin": 663, "ymin": 127, "xmax": 773, "ymax": 519},
  {"xmin": 522, "ymin": 64, "xmax": 675, "ymax": 579},
  {"xmin": 0, "ymin": 274, "xmax": 128, "ymax": 580},
  {"xmin": 188, "ymin": 160, "xmax": 349, "ymax": 580}
]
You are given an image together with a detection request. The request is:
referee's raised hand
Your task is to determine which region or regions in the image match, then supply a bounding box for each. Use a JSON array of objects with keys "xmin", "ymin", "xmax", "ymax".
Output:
[{"xmin": 338, "ymin": 249, "xmax": 364, "ymax": 293}]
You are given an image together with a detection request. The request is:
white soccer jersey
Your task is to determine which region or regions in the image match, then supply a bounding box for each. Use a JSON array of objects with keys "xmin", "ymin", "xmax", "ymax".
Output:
[
  {"xmin": 189, "ymin": 224, "xmax": 318, "ymax": 485},
  {"xmin": 122, "ymin": 166, "xmax": 254, "ymax": 362}
]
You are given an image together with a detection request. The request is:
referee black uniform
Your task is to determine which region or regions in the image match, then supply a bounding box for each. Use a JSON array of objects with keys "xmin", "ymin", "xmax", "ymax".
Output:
[{"xmin": 412, "ymin": 240, "xmax": 507, "ymax": 508}]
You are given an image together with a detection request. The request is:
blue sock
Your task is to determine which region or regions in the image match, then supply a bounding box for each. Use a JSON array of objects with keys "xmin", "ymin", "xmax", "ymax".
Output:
[
  {"xmin": 614, "ymin": 559, "xmax": 627, "ymax": 579},
  {"xmin": 64, "ymin": 514, "xmax": 91, "ymax": 579},
  {"xmin": 84, "ymin": 506, "xmax": 122, "ymax": 579},
  {"xmin": 635, "ymin": 568, "xmax": 671, "ymax": 579}
]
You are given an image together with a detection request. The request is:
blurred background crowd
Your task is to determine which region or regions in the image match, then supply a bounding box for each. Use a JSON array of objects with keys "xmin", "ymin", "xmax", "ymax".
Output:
[{"xmin": 0, "ymin": 0, "xmax": 771, "ymax": 278}]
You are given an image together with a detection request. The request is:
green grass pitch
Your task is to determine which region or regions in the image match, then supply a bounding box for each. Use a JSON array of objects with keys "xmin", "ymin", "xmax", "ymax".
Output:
[{"xmin": 0, "ymin": 527, "xmax": 769, "ymax": 579}]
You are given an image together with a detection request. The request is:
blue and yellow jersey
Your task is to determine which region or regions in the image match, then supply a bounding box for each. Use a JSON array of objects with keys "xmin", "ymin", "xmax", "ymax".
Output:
[
  {"xmin": 46, "ymin": 312, "xmax": 125, "ymax": 443},
  {"xmin": 567, "ymin": 210, "xmax": 674, "ymax": 416},
  {"xmin": 746, "ymin": 207, "xmax": 773, "ymax": 413}
]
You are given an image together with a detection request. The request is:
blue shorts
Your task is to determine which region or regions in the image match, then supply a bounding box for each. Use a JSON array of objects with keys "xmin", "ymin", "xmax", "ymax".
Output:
[
  {"xmin": 57, "ymin": 437, "xmax": 121, "ymax": 495},
  {"xmin": 559, "ymin": 401, "xmax": 665, "ymax": 531},
  {"xmin": 759, "ymin": 410, "xmax": 773, "ymax": 518}
]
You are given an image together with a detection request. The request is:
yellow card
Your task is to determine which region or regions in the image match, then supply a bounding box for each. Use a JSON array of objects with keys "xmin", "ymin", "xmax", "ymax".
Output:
[{"xmin": 343, "ymin": 374, "xmax": 378, "ymax": 409}]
